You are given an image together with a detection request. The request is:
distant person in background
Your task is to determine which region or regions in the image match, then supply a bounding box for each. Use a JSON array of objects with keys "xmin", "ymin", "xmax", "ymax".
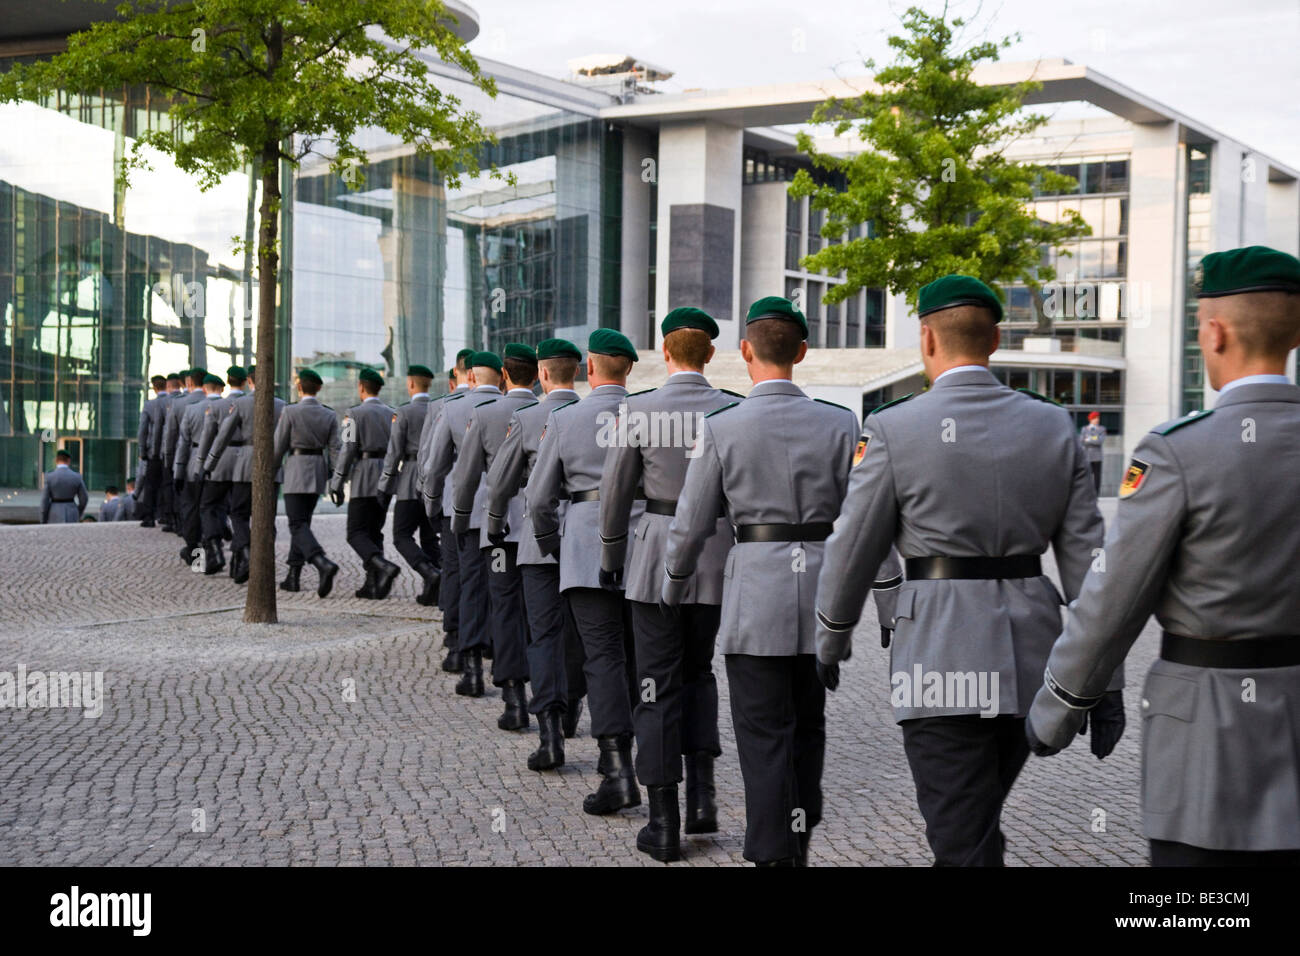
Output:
[
  {"xmin": 41, "ymin": 451, "xmax": 89, "ymax": 524},
  {"xmin": 1080, "ymin": 411, "xmax": 1107, "ymax": 493},
  {"xmin": 99, "ymin": 486, "xmax": 125, "ymax": 522},
  {"xmin": 122, "ymin": 480, "xmax": 137, "ymax": 521}
]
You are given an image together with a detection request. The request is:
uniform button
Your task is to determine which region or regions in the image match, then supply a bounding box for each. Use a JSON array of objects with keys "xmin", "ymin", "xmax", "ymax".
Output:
[{"xmin": 1141, "ymin": 698, "xmax": 1150, "ymax": 710}]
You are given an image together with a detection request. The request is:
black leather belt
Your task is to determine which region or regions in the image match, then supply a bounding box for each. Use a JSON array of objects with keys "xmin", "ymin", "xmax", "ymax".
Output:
[
  {"xmin": 1161, "ymin": 631, "xmax": 1300, "ymax": 669},
  {"xmin": 360, "ymin": 451, "xmax": 385, "ymax": 459},
  {"xmin": 571, "ymin": 489, "xmax": 600, "ymax": 503},
  {"xmin": 645, "ymin": 498, "xmax": 724, "ymax": 519},
  {"xmin": 50, "ymin": 497, "xmax": 74, "ymax": 503},
  {"xmin": 290, "ymin": 448, "xmax": 323, "ymax": 456},
  {"xmin": 228, "ymin": 440, "xmax": 246, "ymax": 447},
  {"xmin": 905, "ymin": 555, "xmax": 1042, "ymax": 580},
  {"xmin": 736, "ymin": 522, "xmax": 833, "ymax": 543},
  {"xmin": 402, "ymin": 453, "xmax": 417, "ymax": 462}
]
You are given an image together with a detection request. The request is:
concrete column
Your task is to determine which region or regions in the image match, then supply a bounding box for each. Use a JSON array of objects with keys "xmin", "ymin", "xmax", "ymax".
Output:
[
  {"xmin": 620, "ymin": 126, "xmax": 654, "ymax": 348},
  {"xmin": 738, "ymin": 180, "xmax": 788, "ymax": 346},
  {"xmin": 654, "ymin": 120, "xmax": 743, "ymax": 347}
]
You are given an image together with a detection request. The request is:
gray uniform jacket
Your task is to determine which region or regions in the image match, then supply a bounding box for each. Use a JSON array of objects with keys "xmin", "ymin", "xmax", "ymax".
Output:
[
  {"xmin": 378, "ymin": 395, "xmax": 432, "ymax": 500},
  {"xmin": 484, "ymin": 388, "xmax": 579, "ymax": 566},
  {"xmin": 175, "ymin": 395, "xmax": 221, "ymax": 480},
  {"xmin": 99, "ymin": 497, "xmax": 123, "ymax": 521},
  {"xmin": 451, "ymin": 388, "xmax": 540, "ymax": 545},
  {"xmin": 329, "ymin": 398, "xmax": 395, "ymax": 499},
  {"xmin": 207, "ymin": 391, "xmax": 287, "ymax": 482},
  {"xmin": 1080, "ymin": 422, "xmax": 1107, "ymax": 463},
  {"xmin": 417, "ymin": 385, "xmax": 470, "ymax": 511},
  {"xmin": 274, "ymin": 397, "xmax": 341, "ymax": 495},
  {"xmin": 197, "ymin": 390, "xmax": 245, "ymax": 480},
  {"xmin": 137, "ymin": 392, "xmax": 163, "ymax": 459},
  {"xmin": 814, "ymin": 368, "xmax": 1105, "ymax": 720},
  {"xmin": 1029, "ymin": 381, "xmax": 1300, "ymax": 851},
  {"xmin": 528, "ymin": 384, "xmax": 643, "ymax": 593},
  {"xmin": 663, "ymin": 380, "xmax": 857, "ymax": 656},
  {"xmin": 599, "ymin": 371, "xmax": 738, "ymax": 605},
  {"xmin": 41, "ymin": 466, "xmax": 89, "ymax": 523},
  {"xmin": 425, "ymin": 385, "xmax": 502, "ymax": 528},
  {"xmin": 165, "ymin": 389, "xmax": 204, "ymax": 466}
]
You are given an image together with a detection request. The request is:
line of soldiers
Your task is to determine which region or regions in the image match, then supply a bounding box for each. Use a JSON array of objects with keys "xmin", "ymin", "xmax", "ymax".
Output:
[{"xmin": 128, "ymin": 243, "xmax": 1299, "ymax": 867}]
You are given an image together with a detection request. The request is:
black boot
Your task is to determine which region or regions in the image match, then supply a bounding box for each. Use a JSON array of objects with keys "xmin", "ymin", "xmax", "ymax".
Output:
[
  {"xmin": 354, "ymin": 562, "xmax": 376, "ymax": 599},
  {"xmin": 232, "ymin": 547, "xmax": 250, "ymax": 585},
  {"xmin": 441, "ymin": 632, "xmax": 463, "ymax": 673},
  {"xmin": 561, "ymin": 698, "xmax": 583, "ymax": 739},
  {"xmin": 454, "ymin": 648, "xmax": 485, "ymax": 697},
  {"xmin": 310, "ymin": 553, "xmax": 339, "ymax": 598},
  {"xmin": 279, "ymin": 565, "xmax": 302, "ymax": 592},
  {"xmin": 527, "ymin": 707, "xmax": 565, "ymax": 771},
  {"xmin": 368, "ymin": 555, "xmax": 401, "ymax": 600},
  {"xmin": 637, "ymin": 784, "xmax": 682, "ymax": 863},
  {"xmin": 140, "ymin": 518, "xmax": 156, "ymax": 528},
  {"xmin": 203, "ymin": 539, "xmax": 223, "ymax": 575},
  {"xmin": 180, "ymin": 545, "xmax": 194, "ymax": 566},
  {"xmin": 497, "ymin": 680, "xmax": 529, "ymax": 731},
  {"xmin": 582, "ymin": 734, "xmax": 640, "ymax": 815},
  {"xmin": 796, "ymin": 829, "xmax": 811, "ymax": 867},
  {"xmin": 414, "ymin": 560, "xmax": 440, "ymax": 606},
  {"xmin": 684, "ymin": 752, "xmax": 719, "ymax": 834}
]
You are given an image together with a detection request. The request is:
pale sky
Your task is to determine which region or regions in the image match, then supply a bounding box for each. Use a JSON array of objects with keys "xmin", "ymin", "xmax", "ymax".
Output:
[{"xmin": 466, "ymin": 0, "xmax": 1300, "ymax": 167}]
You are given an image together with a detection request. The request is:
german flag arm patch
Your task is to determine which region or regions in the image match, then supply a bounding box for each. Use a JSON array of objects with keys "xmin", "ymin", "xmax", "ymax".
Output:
[
  {"xmin": 1119, "ymin": 458, "xmax": 1151, "ymax": 498},
  {"xmin": 852, "ymin": 435, "xmax": 870, "ymax": 467}
]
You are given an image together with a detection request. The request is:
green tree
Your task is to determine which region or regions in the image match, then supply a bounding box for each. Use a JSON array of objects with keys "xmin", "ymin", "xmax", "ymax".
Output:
[
  {"xmin": 1, "ymin": 0, "xmax": 503, "ymax": 622},
  {"xmin": 789, "ymin": 5, "xmax": 1089, "ymax": 314}
]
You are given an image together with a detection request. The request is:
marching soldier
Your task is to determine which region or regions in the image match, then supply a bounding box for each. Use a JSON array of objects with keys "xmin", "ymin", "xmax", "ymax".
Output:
[
  {"xmin": 419, "ymin": 350, "xmax": 473, "ymax": 670},
  {"xmin": 174, "ymin": 373, "xmax": 224, "ymax": 571},
  {"xmin": 598, "ymin": 307, "xmax": 738, "ymax": 862},
  {"xmin": 527, "ymin": 329, "xmax": 644, "ymax": 816},
  {"xmin": 328, "ymin": 368, "xmax": 401, "ymax": 599},
  {"xmin": 135, "ymin": 375, "xmax": 167, "ymax": 527},
  {"xmin": 451, "ymin": 344, "xmax": 539, "ymax": 732},
  {"xmin": 272, "ymin": 368, "xmax": 342, "ymax": 597},
  {"xmin": 1080, "ymin": 411, "xmax": 1107, "ymax": 492},
  {"xmin": 1028, "ymin": 245, "xmax": 1300, "ymax": 866},
  {"xmin": 197, "ymin": 366, "xmax": 247, "ymax": 572},
  {"xmin": 164, "ymin": 368, "xmax": 207, "ymax": 538},
  {"xmin": 206, "ymin": 365, "xmax": 286, "ymax": 584},
  {"xmin": 485, "ymin": 339, "xmax": 587, "ymax": 770},
  {"xmin": 814, "ymin": 275, "xmax": 1108, "ymax": 867},
  {"xmin": 663, "ymin": 296, "xmax": 857, "ymax": 866},
  {"xmin": 425, "ymin": 351, "xmax": 503, "ymax": 697},
  {"xmin": 99, "ymin": 485, "xmax": 126, "ymax": 522},
  {"xmin": 377, "ymin": 365, "xmax": 441, "ymax": 606},
  {"xmin": 121, "ymin": 480, "xmax": 138, "ymax": 521},
  {"xmin": 155, "ymin": 372, "xmax": 184, "ymax": 531},
  {"xmin": 40, "ymin": 450, "xmax": 89, "ymax": 524}
]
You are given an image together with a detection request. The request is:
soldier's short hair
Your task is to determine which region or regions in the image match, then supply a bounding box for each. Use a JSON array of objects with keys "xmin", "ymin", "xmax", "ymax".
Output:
[
  {"xmin": 503, "ymin": 355, "xmax": 538, "ymax": 388},
  {"xmin": 300, "ymin": 376, "xmax": 322, "ymax": 396},
  {"xmin": 1206, "ymin": 291, "xmax": 1300, "ymax": 358},
  {"xmin": 408, "ymin": 372, "xmax": 434, "ymax": 391},
  {"xmin": 590, "ymin": 353, "xmax": 633, "ymax": 380},
  {"xmin": 455, "ymin": 353, "xmax": 472, "ymax": 374},
  {"xmin": 151, "ymin": 374, "xmax": 167, "ymax": 388},
  {"xmin": 105, "ymin": 485, "xmax": 119, "ymax": 496},
  {"xmin": 188, "ymin": 370, "xmax": 205, "ymax": 388},
  {"xmin": 745, "ymin": 318, "xmax": 804, "ymax": 365},
  {"xmin": 920, "ymin": 304, "xmax": 999, "ymax": 357},
  {"xmin": 664, "ymin": 328, "xmax": 713, "ymax": 370},
  {"xmin": 539, "ymin": 356, "xmax": 578, "ymax": 386},
  {"xmin": 358, "ymin": 376, "xmax": 382, "ymax": 396},
  {"xmin": 55, "ymin": 450, "xmax": 71, "ymax": 462}
]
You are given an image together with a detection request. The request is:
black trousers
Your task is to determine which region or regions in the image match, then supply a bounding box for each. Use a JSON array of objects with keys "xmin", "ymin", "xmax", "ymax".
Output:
[
  {"xmin": 439, "ymin": 514, "xmax": 460, "ymax": 644},
  {"xmin": 521, "ymin": 564, "xmax": 585, "ymax": 714},
  {"xmin": 156, "ymin": 461, "xmax": 175, "ymax": 524},
  {"xmin": 178, "ymin": 478, "xmax": 204, "ymax": 550},
  {"xmin": 900, "ymin": 714, "xmax": 1029, "ymax": 867},
  {"xmin": 565, "ymin": 588, "xmax": 636, "ymax": 739},
  {"xmin": 200, "ymin": 478, "xmax": 231, "ymax": 543},
  {"xmin": 724, "ymin": 653, "xmax": 825, "ymax": 864},
  {"xmin": 630, "ymin": 601, "xmax": 722, "ymax": 786},
  {"xmin": 138, "ymin": 458, "xmax": 162, "ymax": 522},
  {"xmin": 456, "ymin": 531, "xmax": 490, "ymax": 653},
  {"xmin": 484, "ymin": 542, "xmax": 529, "ymax": 685},
  {"xmin": 229, "ymin": 481, "xmax": 253, "ymax": 552},
  {"xmin": 345, "ymin": 496, "xmax": 385, "ymax": 562},
  {"xmin": 1149, "ymin": 839, "xmax": 1300, "ymax": 867},
  {"xmin": 1089, "ymin": 460, "xmax": 1102, "ymax": 493},
  {"xmin": 284, "ymin": 493, "xmax": 323, "ymax": 565},
  {"xmin": 392, "ymin": 498, "xmax": 438, "ymax": 570}
]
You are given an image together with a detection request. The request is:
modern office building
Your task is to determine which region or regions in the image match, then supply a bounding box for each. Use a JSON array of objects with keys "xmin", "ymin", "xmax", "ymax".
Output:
[{"xmin": 1, "ymin": 4, "xmax": 1296, "ymax": 492}]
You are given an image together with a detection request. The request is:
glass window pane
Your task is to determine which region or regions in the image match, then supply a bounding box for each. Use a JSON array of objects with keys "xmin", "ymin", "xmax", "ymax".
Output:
[{"xmin": 1105, "ymin": 160, "xmax": 1128, "ymax": 193}]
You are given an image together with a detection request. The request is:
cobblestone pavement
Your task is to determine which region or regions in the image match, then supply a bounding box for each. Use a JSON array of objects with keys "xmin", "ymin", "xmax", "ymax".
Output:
[{"xmin": 0, "ymin": 503, "xmax": 1153, "ymax": 866}]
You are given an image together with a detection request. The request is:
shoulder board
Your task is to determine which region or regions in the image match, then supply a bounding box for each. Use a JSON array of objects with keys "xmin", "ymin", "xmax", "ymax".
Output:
[
  {"xmin": 1155, "ymin": 408, "xmax": 1213, "ymax": 436},
  {"xmin": 627, "ymin": 388, "xmax": 657, "ymax": 397},
  {"xmin": 871, "ymin": 393, "xmax": 914, "ymax": 415},
  {"xmin": 813, "ymin": 397, "xmax": 852, "ymax": 413},
  {"xmin": 552, "ymin": 399, "xmax": 580, "ymax": 412},
  {"xmin": 704, "ymin": 401, "xmax": 740, "ymax": 419},
  {"xmin": 475, "ymin": 398, "xmax": 498, "ymax": 407},
  {"xmin": 1015, "ymin": 387, "xmax": 1063, "ymax": 407},
  {"xmin": 445, "ymin": 393, "xmax": 465, "ymax": 402},
  {"xmin": 719, "ymin": 388, "xmax": 745, "ymax": 399},
  {"xmin": 516, "ymin": 401, "xmax": 539, "ymax": 411}
]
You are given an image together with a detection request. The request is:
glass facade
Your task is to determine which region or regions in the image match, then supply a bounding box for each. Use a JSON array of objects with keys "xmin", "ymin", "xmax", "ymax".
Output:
[{"xmin": 1182, "ymin": 146, "xmax": 1212, "ymax": 414}]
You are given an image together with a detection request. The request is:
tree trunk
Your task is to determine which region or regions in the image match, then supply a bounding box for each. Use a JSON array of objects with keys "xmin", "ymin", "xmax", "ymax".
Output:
[{"xmin": 245, "ymin": 23, "xmax": 285, "ymax": 624}]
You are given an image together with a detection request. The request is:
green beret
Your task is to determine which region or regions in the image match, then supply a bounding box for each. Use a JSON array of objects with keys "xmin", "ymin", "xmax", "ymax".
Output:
[
  {"xmin": 917, "ymin": 275, "xmax": 1003, "ymax": 322},
  {"xmin": 407, "ymin": 364, "xmax": 434, "ymax": 379},
  {"xmin": 503, "ymin": 343, "xmax": 537, "ymax": 363},
  {"xmin": 470, "ymin": 350, "xmax": 503, "ymax": 372},
  {"xmin": 297, "ymin": 368, "xmax": 323, "ymax": 386},
  {"xmin": 587, "ymin": 328, "xmax": 639, "ymax": 362},
  {"xmin": 174, "ymin": 370, "xmax": 188, "ymax": 379},
  {"xmin": 358, "ymin": 367, "xmax": 384, "ymax": 386},
  {"xmin": 662, "ymin": 306, "xmax": 719, "ymax": 339},
  {"xmin": 745, "ymin": 296, "xmax": 808, "ymax": 339},
  {"xmin": 1195, "ymin": 245, "xmax": 1300, "ymax": 298},
  {"xmin": 227, "ymin": 365, "xmax": 247, "ymax": 380},
  {"xmin": 455, "ymin": 348, "xmax": 475, "ymax": 364},
  {"xmin": 190, "ymin": 367, "xmax": 208, "ymax": 380},
  {"xmin": 536, "ymin": 338, "xmax": 581, "ymax": 361},
  {"xmin": 202, "ymin": 373, "xmax": 224, "ymax": 387}
]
